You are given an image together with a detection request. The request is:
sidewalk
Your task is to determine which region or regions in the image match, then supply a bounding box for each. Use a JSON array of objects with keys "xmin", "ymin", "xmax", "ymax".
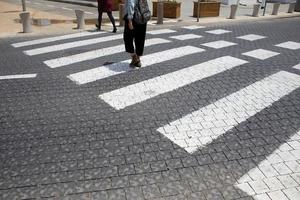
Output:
[{"xmin": 0, "ymin": 0, "xmax": 299, "ymax": 38}]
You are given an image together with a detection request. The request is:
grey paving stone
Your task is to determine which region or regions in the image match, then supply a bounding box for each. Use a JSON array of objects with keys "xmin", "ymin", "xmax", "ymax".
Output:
[
  {"xmin": 142, "ymin": 184, "xmax": 162, "ymax": 199},
  {"xmin": 125, "ymin": 186, "xmax": 145, "ymax": 200}
]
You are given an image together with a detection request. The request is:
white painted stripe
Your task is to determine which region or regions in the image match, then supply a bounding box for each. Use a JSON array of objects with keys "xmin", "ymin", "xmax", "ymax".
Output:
[
  {"xmin": 24, "ymin": 34, "xmax": 123, "ymax": 56},
  {"xmin": 85, "ymin": 12, "xmax": 94, "ymax": 15},
  {"xmin": 62, "ymin": 7, "xmax": 73, "ymax": 11},
  {"xmin": 34, "ymin": 2, "xmax": 40, "ymax": 5},
  {"xmin": 99, "ymin": 56, "xmax": 247, "ymax": 110},
  {"xmin": 242, "ymin": 49, "xmax": 279, "ymax": 60},
  {"xmin": 205, "ymin": 29, "xmax": 231, "ymax": 35},
  {"xmin": 182, "ymin": 25, "xmax": 206, "ymax": 30},
  {"xmin": 157, "ymin": 71, "xmax": 300, "ymax": 153},
  {"xmin": 275, "ymin": 41, "xmax": 300, "ymax": 50},
  {"xmin": 237, "ymin": 34, "xmax": 266, "ymax": 41},
  {"xmin": 45, "ymin": 38, "xmax": 170, "ymax": 68},
  {"xmin": 69, "ymin": 46, "xmax": 204, "ymax": 85},
  {"xmin": 169, "ymin": 34, "xmax": 203, "ymax": 41},
  {"xmin": 293, "ymin": 63, "xmax": 300, "ymax": 70},
  {"xmin": 148, "ymin": 29, "xmax": 176, "ymax": 35},
  {"xmin": 46, "ymin": 5, "xmax": 55, "ymax": 8},
  {"xmin": 201, "ymin": 40, "xmax": 237, "ymax": 49},
  {"xmin": 0, "ymin": 74, "xmax": 37, "ymax": 80},
  {"xmin": 235, "ymin": 130, "xmax": 300, "ymax": 197},
  {"xmin": 11, "ymin": 32, "xmax": 104, "ymax": 48}
]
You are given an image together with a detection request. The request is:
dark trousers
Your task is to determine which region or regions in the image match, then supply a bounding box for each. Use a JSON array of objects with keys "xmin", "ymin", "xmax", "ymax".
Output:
[
  {"xmin": 123, "ymin": 19, "xmax": 147, "ymax": 56},
  {"xmin": 97, "ymin": 5, "xmax": 116, "ymax": 30}
]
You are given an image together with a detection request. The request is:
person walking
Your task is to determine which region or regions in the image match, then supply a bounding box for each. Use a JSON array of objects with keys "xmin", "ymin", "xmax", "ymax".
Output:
[
  {"xmin": 123, "ymin": 0, "xmax": 148, "ymax": 68},
  {"xmin": 96, "ymin": 0, "xmax": 117, "ymax": 33}
]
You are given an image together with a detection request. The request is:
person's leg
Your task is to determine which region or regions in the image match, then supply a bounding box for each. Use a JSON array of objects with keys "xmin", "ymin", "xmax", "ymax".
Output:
[
  {"xmin": 97, "ymin": 5, "xmax": 103, "ymax": 30},
  {"xmin": 134, "ymin": 23, "xmax": 147, "ymax": 67},
  {"xmin": 123, "ymin": 19, "xmax": 135, "ymax": 55},
  {"xmin": 107, "ymin": 11, "xmax": 117, "ymax": 32}
]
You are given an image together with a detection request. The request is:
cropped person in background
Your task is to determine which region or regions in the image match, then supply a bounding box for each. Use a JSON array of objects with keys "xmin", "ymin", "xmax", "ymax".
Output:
[{"xmin": 96, "ymin": 0, "xmax": 117, "ymax": 33}]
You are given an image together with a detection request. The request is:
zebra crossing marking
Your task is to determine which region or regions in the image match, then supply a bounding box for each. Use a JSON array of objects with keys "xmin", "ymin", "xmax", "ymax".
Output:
[
  {"xmin": 11, "ymin": 32, "xmax": 104, "ymax": 48},
  {"xmin": 68, "ymin": 46, "xmax": 204, "ymax": 85},
  {"xmin": 62, "ymin": 7, "xmax": 72, "ymax": 11},
  {"xmin": 169, "ymin": 34, "xmax": 203, "ymax": 41},
  {"xmin": 24, "ymin": 34, "xmax": 123, "ymax": 56},
  {"xmin": 182, "ymin": 25, "xmax": 206, "ymax": 30},
  {"xmin": 235, "ymin": 130, "xmax": 300, "ymax": 198},
  {"xmin": 237, "ymin": 34, "xmax": 266, "ymax": 41},
  {"xmin": 201, "ymin": 40, "xmax": 237, "ymax": 49},
  {"xmin": 0, "ymin": 74, "xmax": 37, "ymax": 80},
  {"xmin": 99, "ymin": 56, "xmax": 247, "ymax": 110},
  {"xmin": 44, "ymin": 38, "xmax": 170, "ymax": 68},
  {"xmin": 205, "ymin": 29, "xmax": 231, "ymax": 35},
  {"xmin": 157, "ymin": 71, "xmax": 300, "ymax": 153},
  {"xmin": 242, "ymin": 49, "xmax": 279, "ymax": 60},
  {"xmin": 293, "ymin": 63, "xmax": 300, "ymax": 70},
  {"xmin": 148, "ymin": 29, "xmax": 177, "ymax": 35},
  {"xmin": 275, "ymin": 41, "xmax": 300, "ymax": 50}
]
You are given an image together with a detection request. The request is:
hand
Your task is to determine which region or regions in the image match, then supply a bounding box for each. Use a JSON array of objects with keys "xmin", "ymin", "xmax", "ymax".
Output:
[{"xmin": 128, "ymin": 20, "xmax": 134, "ymax": 30}]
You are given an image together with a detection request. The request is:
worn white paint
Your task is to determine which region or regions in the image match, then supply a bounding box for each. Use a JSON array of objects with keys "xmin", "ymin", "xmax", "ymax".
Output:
[{"xmin": 236, "ymin": 130, "xmax": 300, "ymax": 199}]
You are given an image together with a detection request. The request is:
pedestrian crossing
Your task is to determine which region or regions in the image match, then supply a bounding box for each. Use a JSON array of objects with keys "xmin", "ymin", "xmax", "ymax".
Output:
[
  {"xmin": 24, "ymin": 34, "xmax": 123, "ymax": 56},
  {"xmin": 0, "ymin": 74, "xmax": 37, "ymax": 80},
  {"xmin": 44, "ymin": 38, "xmax": 170, "ymax": 68},
  {"xmin": 11, "ymin": 31, "xmax": 104, "ymax": 48},
  {"xmin": 99, "ymin": 56, "xmax": 247, "ymax": 110},
  {"xmin": 235, "ymin": 130, "xmax": 300, "ymax": 199},
  {"xmin": 68, "ymin": 46, "xmax": 204, "ymax": 84},
  {"xmin": 157, "ymin": 71, "xmax": 300, "ymax": 153},
  {"xmin": 10, "ymin": 27, "xmax": 300, "ymax": 159}
]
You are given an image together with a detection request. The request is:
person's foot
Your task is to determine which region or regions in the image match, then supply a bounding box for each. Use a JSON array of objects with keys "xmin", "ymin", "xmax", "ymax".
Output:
[
  {"xmin": 112, "ymin": 27, "xmax": 117, "ymax": 33},
  {"xmin": 95, "ymin": 24, "xmax": 101, "ymax": 31},
  {"xmin": 129, "ymin": 54, "xmax": 141, "ymax": 68}
]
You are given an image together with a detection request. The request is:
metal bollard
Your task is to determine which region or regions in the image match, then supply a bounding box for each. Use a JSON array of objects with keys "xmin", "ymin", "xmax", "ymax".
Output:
[
  {"xmin": 252, "ymin": 4, "xmax": 260, "ymax": 17},
  {"xmin": 19, "ymin": 12, "xmax": 32, "ymax": 33},
  {"xmin": 75, "ymin": 9, "xmax": 85, "ymax": 29},
  {"xmin": 229, "ymin": 4, "xmax": 238, "ymax": 19},
  {"xmin": 119, "ymin": 4, "xmax": 125, "ymax": 27},
  {"xmin": 21, "ymin": 0, "xmax": 26, "ymax": 11},
  {"xmin": 288, "ymin": 2, "xmax": 296, "ymax": 13},
  {"xmin": 157, "ymin": 1, "xmax": 164, "ymax": 24},
  {"xmin": 271, "ymin": 3, "xmax": 280, "ymax": 15}
]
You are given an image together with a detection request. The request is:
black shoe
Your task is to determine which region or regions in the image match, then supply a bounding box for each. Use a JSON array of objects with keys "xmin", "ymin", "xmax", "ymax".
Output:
[
  {"xmin": 95, "ymin": 24, "xmax": 101, "ymax": 31},
  {"xmin": 112, "ymin": 27, "xmax": 117, "ymax": 33}
]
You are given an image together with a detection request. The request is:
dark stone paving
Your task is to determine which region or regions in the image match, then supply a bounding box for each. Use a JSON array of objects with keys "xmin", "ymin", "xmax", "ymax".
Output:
[{"xmin": 0, "ymin": 17, "xmax": 300, "ymax": 200}]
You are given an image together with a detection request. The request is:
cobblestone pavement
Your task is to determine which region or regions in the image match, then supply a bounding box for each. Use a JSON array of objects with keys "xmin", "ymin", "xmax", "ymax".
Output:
[{"xmin": 0, "ymin": 17, "xmax": 300, "ymax": 200}]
